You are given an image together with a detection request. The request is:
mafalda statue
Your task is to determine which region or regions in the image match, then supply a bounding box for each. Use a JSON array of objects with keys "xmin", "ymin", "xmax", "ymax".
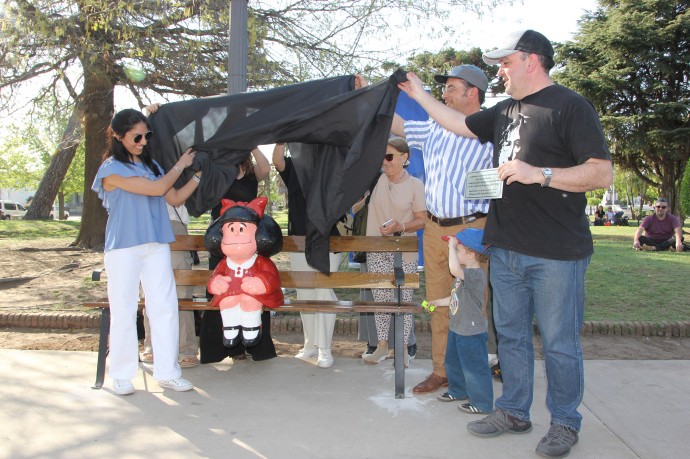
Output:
[{"xmin": 205, "ymin": 197, "xmax": 283, "ymax": 347}]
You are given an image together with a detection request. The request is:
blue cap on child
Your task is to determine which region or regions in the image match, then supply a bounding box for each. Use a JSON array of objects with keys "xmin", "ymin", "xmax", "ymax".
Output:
[{"xmin": 441, "ymin": 228, "xmax": 489, "ymax": 254}]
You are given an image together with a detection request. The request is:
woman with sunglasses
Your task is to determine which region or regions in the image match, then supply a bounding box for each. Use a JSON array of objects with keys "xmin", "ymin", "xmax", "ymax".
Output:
[
  {"xmin": 92, "ymin": 108, "xmax": 201, "ymax": 395},
  {"xmin": 361, "ymin": 137, "xmax": 426, "ymax": 367}
]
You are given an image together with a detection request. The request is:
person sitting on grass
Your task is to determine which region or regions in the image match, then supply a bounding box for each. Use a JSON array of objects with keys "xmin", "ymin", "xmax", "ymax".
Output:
[
  {"xmin": 605, "ymin": 206, "xmax": 616, "ymax": 225},
  {"xmin": 633, "ymin": 198, "xmax": 685, "ymax": 252},
  {"xmin": 432, "ymin": 228, "xmax": 493, "ymax": 415}
]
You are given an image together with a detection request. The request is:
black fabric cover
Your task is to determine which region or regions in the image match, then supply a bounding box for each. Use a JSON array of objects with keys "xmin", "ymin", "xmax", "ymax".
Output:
[{"xmin": 148, "ymin": 71, "xmax": 405, "ymax": 272}]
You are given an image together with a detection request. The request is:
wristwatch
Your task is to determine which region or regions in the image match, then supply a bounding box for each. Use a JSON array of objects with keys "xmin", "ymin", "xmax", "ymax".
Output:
[{"xmin": 541, "ymin": 167, "xmax": 553, "ymax": 188}]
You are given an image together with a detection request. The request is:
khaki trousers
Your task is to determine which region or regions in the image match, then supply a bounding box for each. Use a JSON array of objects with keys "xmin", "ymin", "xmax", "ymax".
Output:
[{"xmin": 423, "ymin": 215, "xmax": 488, "ymax": 377}]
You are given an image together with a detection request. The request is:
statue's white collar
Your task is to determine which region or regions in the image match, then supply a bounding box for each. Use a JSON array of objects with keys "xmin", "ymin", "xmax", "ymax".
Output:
[{"xmin": 226, "ymin": 253, "xmax": 258, "ymax": 277}]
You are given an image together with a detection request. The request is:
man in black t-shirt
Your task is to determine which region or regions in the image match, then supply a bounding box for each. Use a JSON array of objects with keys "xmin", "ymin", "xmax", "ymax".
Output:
[{"xmin": 398, "ymin": 30, "xmax": 613, "ymax": 458}]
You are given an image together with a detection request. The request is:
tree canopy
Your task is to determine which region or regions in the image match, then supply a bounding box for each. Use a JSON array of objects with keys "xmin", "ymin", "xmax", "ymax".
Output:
[
  {"xmin": 383, "ymin": 47, "xmax": 502, "ymax": 101},
  {"xmin": 554, "ymin": 0, "xmax": 690, "ymax": 215}
]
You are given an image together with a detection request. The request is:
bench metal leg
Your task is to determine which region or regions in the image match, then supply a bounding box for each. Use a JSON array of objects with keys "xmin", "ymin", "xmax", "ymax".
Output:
[
  {"xmin": 392, "ymin": 252, "xmax": 406, "ymax": 399},
  {"xmin": 393, "ymin": 311, "xmax": 405, "ymax": 399},
  {"xmin": 92, "ymin": 308, "xmax": 110, "ymax": 389}
]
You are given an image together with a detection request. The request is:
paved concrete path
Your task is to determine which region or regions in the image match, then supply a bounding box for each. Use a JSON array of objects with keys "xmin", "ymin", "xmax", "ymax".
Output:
[{"xmin": 0, "ymin": 350, "xmax": 687, "ymax": 459}]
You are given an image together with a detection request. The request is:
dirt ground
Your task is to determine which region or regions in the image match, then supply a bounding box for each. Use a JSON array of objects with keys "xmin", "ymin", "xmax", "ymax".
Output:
[{"xmin": 1, "ymin": 238, "xmax": 689, "ymax": 360}]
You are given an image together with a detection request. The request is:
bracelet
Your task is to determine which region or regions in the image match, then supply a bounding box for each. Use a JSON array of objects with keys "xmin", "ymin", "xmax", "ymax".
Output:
[
  {"xmin": 401, "ymin": 222, "xmax": 406, "ymax": 234},
  {"xmin": 192, "ymin": 173, "xmax": 201, "ymax": 184},
  {"xmin": 173, "ymin": 165, "xmax": 183, "ymax": 174}
]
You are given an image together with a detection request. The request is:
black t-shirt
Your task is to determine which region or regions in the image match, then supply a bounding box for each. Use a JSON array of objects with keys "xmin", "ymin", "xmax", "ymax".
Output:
[
  {"xmin": 466, "ymin": 84, "xmax": 610, "ymax": 260},
  {"xmin": 278, "ymin": 156, "xmax": 339, "ymax": 237}
]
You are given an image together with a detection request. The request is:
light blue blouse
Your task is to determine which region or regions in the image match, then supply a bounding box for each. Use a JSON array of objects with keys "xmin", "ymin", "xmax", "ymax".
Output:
[{"xmin": 92, "ymin": 158, "xmax": 174, "ymax": 252}]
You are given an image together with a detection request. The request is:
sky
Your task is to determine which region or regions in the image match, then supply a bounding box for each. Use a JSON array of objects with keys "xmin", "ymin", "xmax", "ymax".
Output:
[
  {"xmin": 450, "ymin": 0, "xmax": 599, "ymax": 49},
  {"xmin": 392, "ymin": 0, "xmax": 600, "ymax": 55}
]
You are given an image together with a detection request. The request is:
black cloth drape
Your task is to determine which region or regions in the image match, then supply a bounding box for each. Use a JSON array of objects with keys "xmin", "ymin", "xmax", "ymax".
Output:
[{"xmin": 148, "ymin": 70, "xmax": 405, "ymax": 273}]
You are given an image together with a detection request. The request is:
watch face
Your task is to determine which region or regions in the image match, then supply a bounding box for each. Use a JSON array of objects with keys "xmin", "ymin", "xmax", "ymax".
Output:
[{"xmin": 541, "ymin": 168, "xmax": 552, "ymax": 187}]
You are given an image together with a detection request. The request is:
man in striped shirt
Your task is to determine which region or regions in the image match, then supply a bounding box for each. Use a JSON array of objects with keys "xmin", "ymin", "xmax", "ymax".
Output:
[{"xmin": 391, "ymin": 65, "xmax": 495, "ymax": 395}]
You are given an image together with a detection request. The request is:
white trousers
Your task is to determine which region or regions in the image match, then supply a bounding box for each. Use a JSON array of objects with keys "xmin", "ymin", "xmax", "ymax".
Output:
[
  {"xmin": 143, "ymin": 221, "xmax": 198, "ymax": 358},
  {"xmin": 289, "ymin": 252, "xmax": 341, "ymax": 350},
  {"xmin": 105, "ymin": 242, "xmax": 181, "ymax": 381}
]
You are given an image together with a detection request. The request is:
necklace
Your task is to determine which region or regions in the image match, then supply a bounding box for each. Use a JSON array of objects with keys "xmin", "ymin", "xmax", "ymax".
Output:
[{"xmin": 388, "ymin": 170, "xmax": 407, "ymax": 190}]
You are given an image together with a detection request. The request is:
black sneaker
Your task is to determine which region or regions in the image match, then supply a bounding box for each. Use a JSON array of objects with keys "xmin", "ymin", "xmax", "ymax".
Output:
[
  {"xmin": 437, "ymin": 391, "xmax": 467, "ymax": 402},
  {"xmin": 458, "ymin": 402, "xmax": 490, "ymax": 414},
  {"xmin": 535, "ymin": 424, "xmax": 578, "ymax": 458},
  {"xmin": 407, "ymin": 343, "xmax": 417, "ymax": 360},
  {"xmin": 467, "ymin": 408, "xmax": 533, "ymax": 438},
  {"xmin": 491, "ymin": 361, "xmax": 502, "ymax": 382}
]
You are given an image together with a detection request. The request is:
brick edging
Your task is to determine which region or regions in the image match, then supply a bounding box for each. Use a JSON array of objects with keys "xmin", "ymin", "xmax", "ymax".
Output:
[{"xmin": 1, "ymin": 312, "xmax": 690, "ymax": 338}]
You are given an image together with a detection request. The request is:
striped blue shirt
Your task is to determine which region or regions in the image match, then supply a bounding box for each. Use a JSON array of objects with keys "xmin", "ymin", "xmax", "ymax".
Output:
[{"xmin": 405, "ymin": 119, "xmax": 493, "ymax": 219}]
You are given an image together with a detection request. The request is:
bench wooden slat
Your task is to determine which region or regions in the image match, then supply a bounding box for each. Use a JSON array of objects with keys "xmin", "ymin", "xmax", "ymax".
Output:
[
  {"xmin": 173, "ymin": 270, "xmax": 419, "ymax": 289},
  {"xmin": 171, "ymin": 235, "xmax": 419, "ymax": 253},
  {"xmin": 83, "ymin": 299, "xmax": 422, "ymax": 314},
  {"xmin": 279, "ymin": 271, "xmax": 419, "ymax": 289}
]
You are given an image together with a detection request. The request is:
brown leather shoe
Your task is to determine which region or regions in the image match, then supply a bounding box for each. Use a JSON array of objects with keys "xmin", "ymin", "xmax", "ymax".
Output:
[{"xmin": 413, "ymin": 373, "xmax": 449, "ymax": 394}]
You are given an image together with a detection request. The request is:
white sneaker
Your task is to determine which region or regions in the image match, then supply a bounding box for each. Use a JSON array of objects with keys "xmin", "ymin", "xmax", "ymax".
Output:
[
  {"xmin": 295, "ymin": 347, "xmax": 318, "ymax": 360},
  {"xmin": 158, "ymin": 378, "xmax": 194, "ymax": 392},
  {"xmin": 112, "ymin": 379, "xmax": 135, "ymax": 395},
  {"xmin": 316, "ymin": 348, "xmax": 334, "ymax": 368},
  {"xmin": 362, "ymin": 344, "xmax": 388, "ymax": 364}
]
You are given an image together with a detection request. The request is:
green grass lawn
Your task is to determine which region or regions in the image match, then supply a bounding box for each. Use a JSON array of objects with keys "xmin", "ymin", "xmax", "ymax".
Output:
[
  {"xmin": 586, "ymin": 225, "xmax": 689, "ymax": 322},
  {"xmin": 2, "ymin": 218, "xmax": 688, "ymax": 322}
]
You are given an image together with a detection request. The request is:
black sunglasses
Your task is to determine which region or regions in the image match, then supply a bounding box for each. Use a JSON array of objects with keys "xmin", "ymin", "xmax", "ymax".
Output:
[
  {"xmin": 655, "ymin": 205, "xmax": 667, "ymax": 209},
  {"xmin": 133, "ymin": 131, "xmax": 153, "ymax": 143},
  {"xmin": 384, "ymin": 152, "xmax": 405, "ymax": 161}
]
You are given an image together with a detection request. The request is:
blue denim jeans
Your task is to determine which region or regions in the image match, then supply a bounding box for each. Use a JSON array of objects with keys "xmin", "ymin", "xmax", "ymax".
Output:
[
  {"xmin": 445, "ymin": 331, "xmax": 493, "ymax": 413},
  {"xmin": 490, "ymin": 247, "xmax": 590, "ymax": 431}
]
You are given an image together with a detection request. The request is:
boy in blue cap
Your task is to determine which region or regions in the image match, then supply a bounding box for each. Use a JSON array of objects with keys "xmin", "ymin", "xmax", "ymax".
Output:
[{"xmin": 432, "ymin": 228, "xmax": 493, "ymax": 414}]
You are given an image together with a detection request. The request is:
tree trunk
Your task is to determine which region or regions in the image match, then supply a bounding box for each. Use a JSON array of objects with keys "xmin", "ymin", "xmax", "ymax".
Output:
[
  {"xmin": 24, "ymin": 101, "xmax": 84, "ymax": 220},
  {"xmin": 57, "ymin": 192, "xmax": 66, "ymax": 219},
  {"xmin": 73, "ymin": 61, "xmax": 115, "ymax": 250},
  {"xmin": 659, "ymin": 158, "xmax": 681, "ymax": 216}
]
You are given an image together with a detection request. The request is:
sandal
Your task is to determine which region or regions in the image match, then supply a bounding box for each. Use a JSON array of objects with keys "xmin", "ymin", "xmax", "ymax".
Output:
[
  {"xmin": 179, "ymin": 356, "xmax": 199, "ymax": 368},
  {"xmin": 140, "ymin": 352, "xmax": 154, "ymax": 364}
]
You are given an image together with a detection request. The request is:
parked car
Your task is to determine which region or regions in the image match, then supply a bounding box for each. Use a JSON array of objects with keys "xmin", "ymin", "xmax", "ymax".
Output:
[
  {"xmin": 0, "ymin": 200, "xmax": 28, "ymax": 219},
  {"xmin": 49, "ymin": 206, "xmax": 70, "ymax": 220}
]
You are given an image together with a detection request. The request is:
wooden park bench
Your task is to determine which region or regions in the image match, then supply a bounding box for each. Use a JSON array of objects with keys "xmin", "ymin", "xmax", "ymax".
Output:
[{"xmin": 85, "ymin": 234, "xmax": 422, "ymax": 398}]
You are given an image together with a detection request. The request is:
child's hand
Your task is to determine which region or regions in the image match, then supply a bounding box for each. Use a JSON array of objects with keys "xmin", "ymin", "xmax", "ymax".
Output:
[{"xmin": 447, "ymin": 237, "xmax": 458, "ymax": 249}]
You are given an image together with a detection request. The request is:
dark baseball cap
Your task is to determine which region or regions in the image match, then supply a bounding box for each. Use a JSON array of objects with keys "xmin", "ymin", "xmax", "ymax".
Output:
[
  {"xmin": 434, "ymin": 65, "xmax": 489, "ymax": 92},
  {"xmin": 482, "ymin": 29, "xmax": 554, "ymax": 65}
]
